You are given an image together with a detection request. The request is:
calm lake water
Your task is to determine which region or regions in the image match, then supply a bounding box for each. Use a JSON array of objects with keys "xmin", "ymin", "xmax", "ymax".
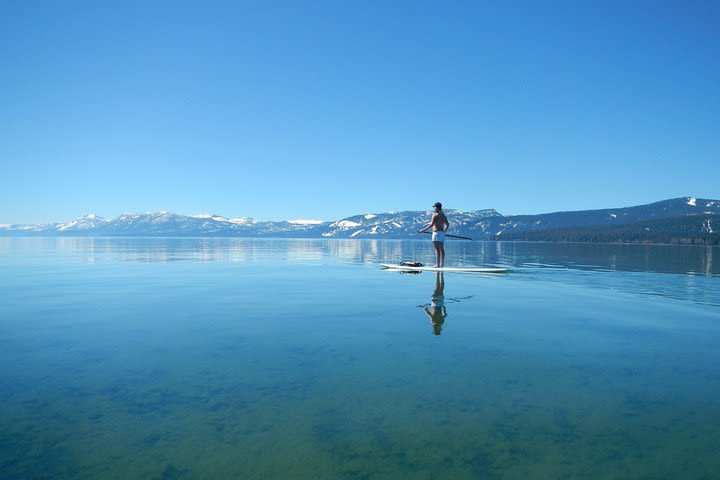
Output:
[{"xmin": 1, "ymin": 238, "xmax": 719, "ymax": 479}]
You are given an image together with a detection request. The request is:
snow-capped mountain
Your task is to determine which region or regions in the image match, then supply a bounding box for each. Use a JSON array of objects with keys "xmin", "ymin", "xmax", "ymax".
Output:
[
  {"xmin": 485, "ymin": 197, "xmax": 720, "ymax": 238},
  {"xmin": 0, "ymin": 211, "xmax": 325, "ymax": 237},
  {"xmin": 1, "ymin": 198, "xmax": 718, "ymax": 241},
  {"xmin": 321, "ymin": 209, "xmax": 501, "ymax": 238},
  {"xmin": 56, "ymin": 214, "xmax": 111, "ymax": 231}
]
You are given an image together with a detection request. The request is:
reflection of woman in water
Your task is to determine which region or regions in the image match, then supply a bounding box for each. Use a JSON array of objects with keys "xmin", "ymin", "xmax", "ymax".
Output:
[{"xmin": 420, "ymin": 272, "xmax": 447, "ymax": 335}]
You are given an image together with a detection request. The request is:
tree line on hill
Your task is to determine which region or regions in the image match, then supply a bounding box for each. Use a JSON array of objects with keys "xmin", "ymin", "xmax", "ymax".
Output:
[{"xmin": 498, "ymin": 214, "xmax": 720, "ymax": 245}]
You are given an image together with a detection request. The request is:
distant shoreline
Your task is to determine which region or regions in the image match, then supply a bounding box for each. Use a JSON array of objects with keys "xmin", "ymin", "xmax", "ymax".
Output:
[{"xmin": 1, "ymin": 234, "xmax": 718, "ymax": 247}]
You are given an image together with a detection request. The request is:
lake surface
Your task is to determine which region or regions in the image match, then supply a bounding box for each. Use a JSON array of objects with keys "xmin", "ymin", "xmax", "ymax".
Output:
[{"xmin": 1, "ymin": 238, "xmax": 719, "ymax": 479}]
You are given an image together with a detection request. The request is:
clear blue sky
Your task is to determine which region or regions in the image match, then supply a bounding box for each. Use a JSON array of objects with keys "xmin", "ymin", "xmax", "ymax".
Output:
[{"xmin": 2, "ymin": 1, "xmax": 718, "ymax": 224}]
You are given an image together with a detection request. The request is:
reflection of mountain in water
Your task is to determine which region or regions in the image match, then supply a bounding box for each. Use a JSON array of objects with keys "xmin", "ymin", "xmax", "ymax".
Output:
[
  {"xmin": 4, "ymin": 238, "xmax": 717, "ymax": 277},
  {"xmin": 461, "ymin": 242, "xmax": 718, "ymax": 277},
  {"xmin": 2, "ymin": 238, "xmax": 717, "ymax": 307}
]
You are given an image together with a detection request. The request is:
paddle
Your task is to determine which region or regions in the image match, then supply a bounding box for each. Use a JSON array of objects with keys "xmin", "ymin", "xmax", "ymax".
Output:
[{"xmin": 418, "ymin": 231, "xmax": 475, "ymax": 241}]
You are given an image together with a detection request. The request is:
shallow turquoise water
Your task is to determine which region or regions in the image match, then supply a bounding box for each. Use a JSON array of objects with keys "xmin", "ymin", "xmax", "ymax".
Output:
[{"xmin": 1, "ymin": 238, "xmax": 719, "ymax": 479}]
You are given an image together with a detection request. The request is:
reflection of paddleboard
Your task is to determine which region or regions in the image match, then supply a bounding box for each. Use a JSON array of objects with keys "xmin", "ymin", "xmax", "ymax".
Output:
[{"xmin": 380, "ymin": 263, "xmax": 509, "ymax": 273}]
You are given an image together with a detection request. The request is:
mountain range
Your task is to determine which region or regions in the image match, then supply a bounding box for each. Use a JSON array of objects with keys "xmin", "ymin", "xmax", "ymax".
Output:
[{"xmin": 1, "ymin": 197, "xmax": 718, "ymax": 244}]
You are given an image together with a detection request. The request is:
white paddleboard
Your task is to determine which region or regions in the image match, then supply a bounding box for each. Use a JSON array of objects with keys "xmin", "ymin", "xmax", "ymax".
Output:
[{"xmin": 380, "ymin": 263, "xmax": 509, "ymax": 273}]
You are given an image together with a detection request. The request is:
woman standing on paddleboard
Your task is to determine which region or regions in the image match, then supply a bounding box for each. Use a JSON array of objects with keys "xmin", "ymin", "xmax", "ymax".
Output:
[{"xmin": 417, "ymin": 202, "xmax": 449, "ymax": 268}]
